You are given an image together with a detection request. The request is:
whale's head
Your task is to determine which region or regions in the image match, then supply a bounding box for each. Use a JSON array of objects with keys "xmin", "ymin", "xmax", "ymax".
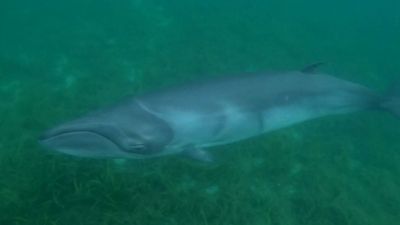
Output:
[
  {"xmin": 39, "ymin": 122, "xmax": 131, "ymax": 158},
  {"xmin": 39, "ymin": 104, "xmax": 174, "ymax": 158}
]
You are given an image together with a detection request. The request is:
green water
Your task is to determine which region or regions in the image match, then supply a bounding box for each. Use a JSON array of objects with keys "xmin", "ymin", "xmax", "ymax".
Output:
[{"xmin": 1, "ymin": 0, "xmax": 400, "ymax": 224}]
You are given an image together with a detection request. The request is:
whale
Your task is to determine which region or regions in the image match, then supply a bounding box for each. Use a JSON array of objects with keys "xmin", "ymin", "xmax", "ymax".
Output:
[{"xmin": 39, "ymin": 65, "xmax": 400, "ymax": 161}]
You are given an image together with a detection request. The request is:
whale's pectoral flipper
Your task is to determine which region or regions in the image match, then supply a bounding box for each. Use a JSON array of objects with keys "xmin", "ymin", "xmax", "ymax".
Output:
[{"xmin": 182, "ymin": 145, "xmax": 214, "ymax": 163}]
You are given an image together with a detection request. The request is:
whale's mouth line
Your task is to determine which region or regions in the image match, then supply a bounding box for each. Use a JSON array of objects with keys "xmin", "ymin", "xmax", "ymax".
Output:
[{"xmin": 39, "ymin": 130, "xmax": 123, "ymax": 151}]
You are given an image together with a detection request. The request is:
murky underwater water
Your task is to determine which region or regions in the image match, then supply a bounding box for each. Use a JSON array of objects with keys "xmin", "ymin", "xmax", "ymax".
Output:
[{"xmin": 1, "ymin": 0, "xmax": 400, "ymax": 224}]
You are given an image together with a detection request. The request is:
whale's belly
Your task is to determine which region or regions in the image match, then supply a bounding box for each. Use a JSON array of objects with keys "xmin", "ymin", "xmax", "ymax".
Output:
[
  {"xmin": 141, "ymin": 99, "xmax": 329, "ymax": 151},
  {"xmin": 162, "ymin": 104, "xmax": 321, "ymax": 148},
  {"xmin": 204, "ymin": 105, "xmax": 323, "ymax": 147}
]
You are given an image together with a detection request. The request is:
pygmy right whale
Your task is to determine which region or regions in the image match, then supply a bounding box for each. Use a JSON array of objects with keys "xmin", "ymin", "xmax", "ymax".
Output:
[{"xmin": 39, "ymin": 65, "xmax": 400, "ymax": 161}]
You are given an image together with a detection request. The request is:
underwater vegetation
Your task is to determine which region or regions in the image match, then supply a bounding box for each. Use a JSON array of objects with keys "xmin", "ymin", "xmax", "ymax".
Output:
[{"xmin": 1, "ymin": 0, "xmax": 400, "ymax": 224}]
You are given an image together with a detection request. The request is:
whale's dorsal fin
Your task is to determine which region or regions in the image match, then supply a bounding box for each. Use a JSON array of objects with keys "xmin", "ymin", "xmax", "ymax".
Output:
[{"xmin": 301, "ymin": 62, "xmax": 324, "ymax": 74}]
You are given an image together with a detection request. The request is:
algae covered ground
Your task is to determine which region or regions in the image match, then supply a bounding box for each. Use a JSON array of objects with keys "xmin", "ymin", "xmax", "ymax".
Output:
[{"xmin": 1, "ymin": 0, "xmax": 400, "ymax": 224}]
